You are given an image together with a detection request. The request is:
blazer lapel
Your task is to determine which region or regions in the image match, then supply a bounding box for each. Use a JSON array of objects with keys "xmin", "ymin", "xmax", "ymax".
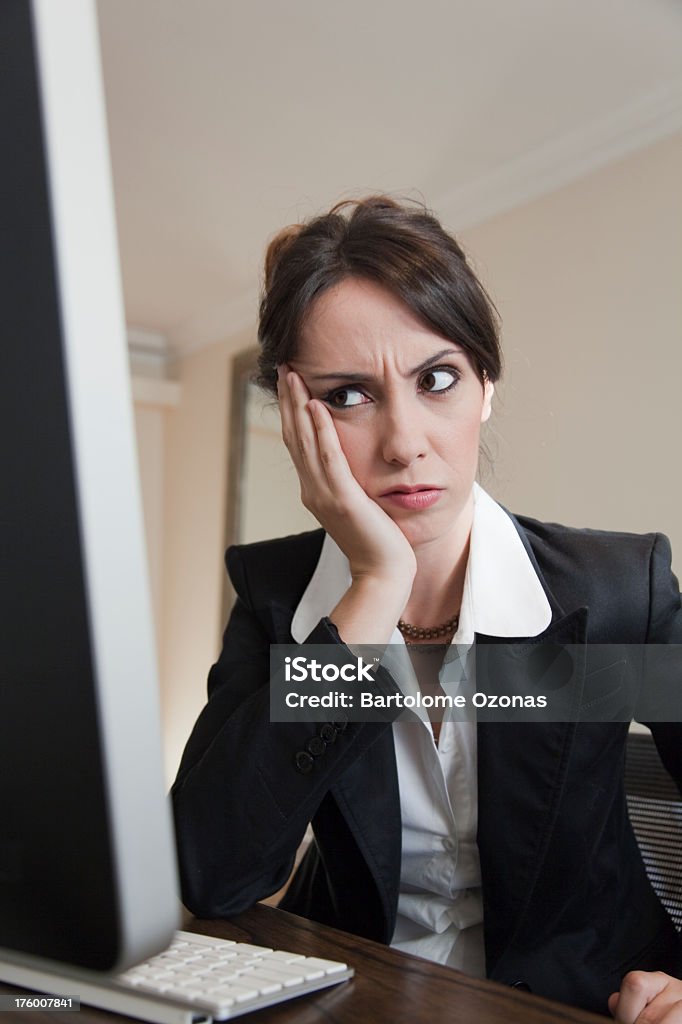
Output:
[
  {"xmin": 476, "ymin": 605, "xmax": 588, "ymax": 974},
  {"xmin": 271, "ymin": 595, "xmax": 403, "ymax": 939}
]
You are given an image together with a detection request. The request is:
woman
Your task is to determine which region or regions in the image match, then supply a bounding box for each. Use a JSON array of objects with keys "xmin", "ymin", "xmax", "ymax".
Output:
[{"xmin": 172, "ymin": 196, "xmax": 682, "ymax": 1021}]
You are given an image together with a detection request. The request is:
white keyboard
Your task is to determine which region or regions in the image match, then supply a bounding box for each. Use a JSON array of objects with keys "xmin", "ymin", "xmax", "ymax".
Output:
[{"xmin": 0, "ymin": 930, "xmax": 354, "ymax": 1024}]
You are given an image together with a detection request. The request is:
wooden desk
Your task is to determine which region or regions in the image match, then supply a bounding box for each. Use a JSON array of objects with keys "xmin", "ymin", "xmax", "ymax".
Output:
[{"xmin": 1, "ymin": 903, "xmax": 606, "ymax": 1024}]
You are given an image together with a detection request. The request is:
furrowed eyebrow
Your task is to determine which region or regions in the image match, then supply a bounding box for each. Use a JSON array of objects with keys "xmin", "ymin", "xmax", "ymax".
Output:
[{"xmin": 306, "ymin": 348, "xmax": 459, "ymax": 384}]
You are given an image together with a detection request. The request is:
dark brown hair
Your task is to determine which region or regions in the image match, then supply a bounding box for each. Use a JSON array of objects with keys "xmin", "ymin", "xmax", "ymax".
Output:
[{"xmin": 257, "ymin": 195, "xmax": 502, "ymax": 393}]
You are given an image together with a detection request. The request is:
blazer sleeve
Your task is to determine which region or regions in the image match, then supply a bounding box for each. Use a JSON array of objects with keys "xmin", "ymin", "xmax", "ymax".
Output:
[
  {"xmin": 171, "ymin": 545, "xmax": 398, "ymax": 918},
  {"xmin": 642, "ymin": 532, "xmax": 682, "ymax": 794}
]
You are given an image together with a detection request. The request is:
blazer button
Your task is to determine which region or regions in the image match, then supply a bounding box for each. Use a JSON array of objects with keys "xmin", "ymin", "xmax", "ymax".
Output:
[
  {"xmin": 319, "ymin": 723, "xmax": 337, "ymax": 743},
  {"xmin": 510, "ymin": 981, "xmax": 531, "ymax": 992},
  {"xmin": 306, "ymin": 736, "xmax": 326, "ymax": 757},
  {"xmin": 333, "ymin": 714, "xmax": 349, "ymax": 732},
  {"xmin": 294, "ymin": 751, "xmax": 314, "ymax": 774}
]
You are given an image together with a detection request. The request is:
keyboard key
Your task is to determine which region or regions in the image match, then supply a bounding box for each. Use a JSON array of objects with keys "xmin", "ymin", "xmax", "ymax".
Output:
[
  {"xmin": 255, "ymin": 965, "xmax": 307, "ymax": 986},
  {"xmin": 164, "ymin": 985, "xmax": 205, "ymax": 1002},
  {"xmin": 300, "ymin": 956, "xmax": 349, "ymax": 974},
  {"xmin": 224, "ymin": 982, "xmax": 260, "ymax": 1003},
  {"xmin": 178, "ymin": 931, "xmax": 229, "ymax": 946},
  {"xmin": 134, "ymin": 977, "xmax": 173, "ymax": 994}
]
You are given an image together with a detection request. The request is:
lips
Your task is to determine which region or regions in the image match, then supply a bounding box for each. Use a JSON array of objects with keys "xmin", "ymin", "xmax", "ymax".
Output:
[
  {"xmin": 378, "ymin": 485, "xmax": 444, "ymax": 511},
  {"xmin": 379, "ymin": 484, "xmax": 440, "ymax": 496}
]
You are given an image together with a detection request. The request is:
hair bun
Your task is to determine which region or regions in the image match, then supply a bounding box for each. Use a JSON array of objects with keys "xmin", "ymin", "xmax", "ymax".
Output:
[
  {"xmin": 264, "ymin": 224, "xmax": 305, "ymax": 291},
  {"xmin": 329, "ymin": 194, "xmax": 404, "ymax": 219}
]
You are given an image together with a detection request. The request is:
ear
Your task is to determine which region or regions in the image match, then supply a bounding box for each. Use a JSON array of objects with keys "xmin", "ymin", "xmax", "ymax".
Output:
[{"xmin": 481, "ymin": 378, "xmax": 494, "ymax": 423}]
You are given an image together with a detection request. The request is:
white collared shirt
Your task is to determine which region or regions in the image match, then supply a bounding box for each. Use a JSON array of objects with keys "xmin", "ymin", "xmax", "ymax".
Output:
[{"xmin": 291, "ymin": 484, "xmax": 552, "ymax": 975}]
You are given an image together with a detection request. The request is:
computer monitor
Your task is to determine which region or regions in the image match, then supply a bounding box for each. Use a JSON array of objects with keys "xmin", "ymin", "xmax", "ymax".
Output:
[{"xmin": 0, "ymin": 0, "xmax": 179, "ymax": 978}]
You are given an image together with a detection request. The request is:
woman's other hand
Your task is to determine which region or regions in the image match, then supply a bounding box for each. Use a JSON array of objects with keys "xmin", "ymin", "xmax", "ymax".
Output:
[
  {"xmin": 609, "ymin": 971, "xmax": 682, "ymax": 1023},
  {"xmin": 278, "ymin": 366, "xmax": 416, "ymax": 644}
]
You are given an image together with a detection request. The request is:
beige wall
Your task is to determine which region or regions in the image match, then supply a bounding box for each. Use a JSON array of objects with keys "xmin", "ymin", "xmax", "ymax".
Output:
[
  {"xmin": 157, "ymin": 329, "xmax": 250, "ymax": 782},
  {"xmin": 132, "ymin": 379, "xmax": 181, "ymax": 679},
  {"xmin": 149, "ymin": 131, "xmax": 682, "ymax": 781},
  {"xmin": 460, "ymin": 131, "xmax": 682, "ymax": 566}
]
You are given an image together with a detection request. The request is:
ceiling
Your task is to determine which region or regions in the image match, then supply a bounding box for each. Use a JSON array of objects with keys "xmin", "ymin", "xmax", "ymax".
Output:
[{"xmin": 95, "ymin": 0, "xmax": 682, "ymax": 358}]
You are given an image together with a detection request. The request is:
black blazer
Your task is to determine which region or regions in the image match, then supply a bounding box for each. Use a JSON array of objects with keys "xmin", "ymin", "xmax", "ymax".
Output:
[{"xmin": 172, "ymin": 511, "xmax": 682, "ymax": 1015}]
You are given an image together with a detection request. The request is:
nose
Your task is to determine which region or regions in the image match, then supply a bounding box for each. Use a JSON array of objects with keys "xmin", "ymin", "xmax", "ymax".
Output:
[{"xmin": 379, "ymin": 400, "xmax": 428, "ymax": 467}]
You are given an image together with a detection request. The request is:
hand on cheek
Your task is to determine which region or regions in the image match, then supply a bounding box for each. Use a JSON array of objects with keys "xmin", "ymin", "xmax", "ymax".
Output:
[{"xmin": 277, "ymin": 365, "xmax": 416, "ymax": 589}]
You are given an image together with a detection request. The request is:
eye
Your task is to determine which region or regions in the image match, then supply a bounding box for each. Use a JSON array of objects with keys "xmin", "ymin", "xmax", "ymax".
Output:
[
  {"xmin": 418, "ymin": 367, "xmax": 459, "ymax": 393},
  {"xmin": 325, "ymin": 386, "xmax": 370, "ymax": 409}
]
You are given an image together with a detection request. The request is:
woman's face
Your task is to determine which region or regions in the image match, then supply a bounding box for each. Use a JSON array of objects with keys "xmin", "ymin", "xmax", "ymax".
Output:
[{"xmin": 292, "ymin": 277, "xmax": 494, "ymax": 550}]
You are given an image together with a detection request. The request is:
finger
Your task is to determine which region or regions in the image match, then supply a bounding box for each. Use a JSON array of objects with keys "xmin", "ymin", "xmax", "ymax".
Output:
[
  {"xmin": 613, "ymin": 971, "xmax": 670, "ymax": 1023},
  {"xmin": 308, "ymin": 398, "xmax": 358, "ymax": 493},
  {"xmin": 658, "ymin": 1000, "xmax": 682, "ymax": 1024},
  {"xmin": 276, "ymin": 365, "xmax": 297, "ymax": 455},
  {"xmin": 287, "ymin": 372, "xmax": 319, "ymax": 473},
  {"xmin": 277, "ymin": 367, "xmax": 315, "ymax": 483},
  {"xmin": 285, "ymin": 366, "xmax": 309, "ymax": 403}
]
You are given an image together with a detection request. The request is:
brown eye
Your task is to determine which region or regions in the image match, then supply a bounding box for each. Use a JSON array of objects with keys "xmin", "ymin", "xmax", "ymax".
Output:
[
  {"xmin": 419, "ymin": 368, "xmax": 458, "ymax": 393},
  {"xmin": 325, "ymin": 387, "xmax": 368, "ymax": 408}
]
